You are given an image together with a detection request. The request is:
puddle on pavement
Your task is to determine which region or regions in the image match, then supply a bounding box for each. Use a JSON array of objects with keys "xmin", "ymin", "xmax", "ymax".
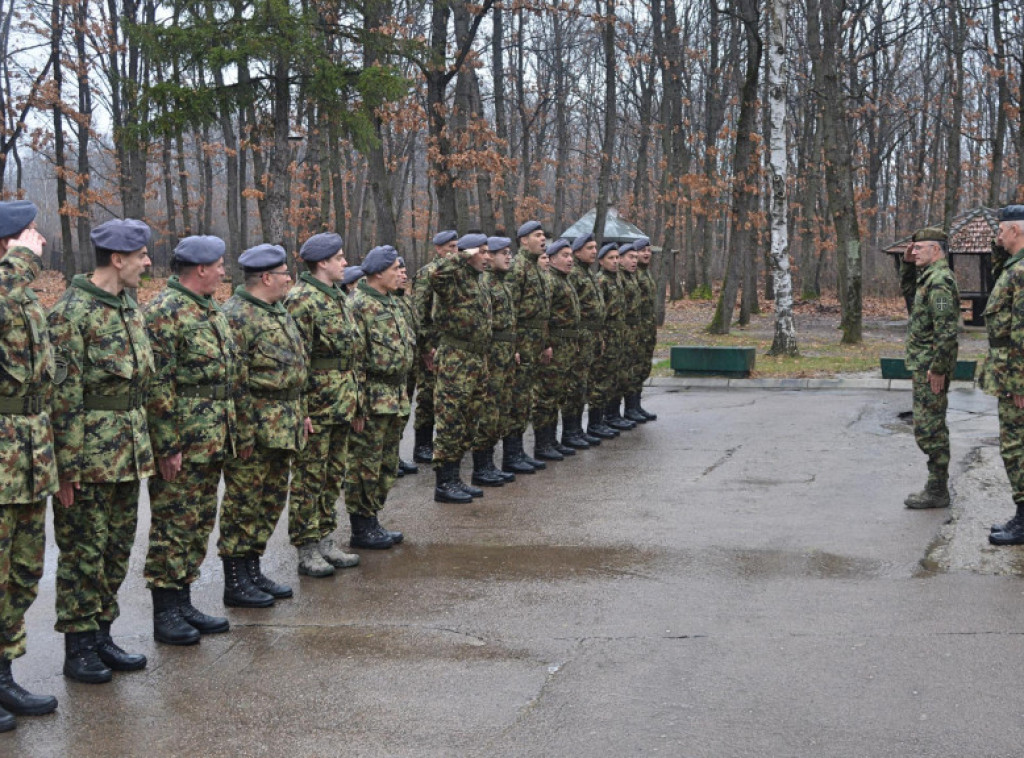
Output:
[{"xmin": 705, "ymin": 547, "xmax": 885, "ymax": 580}]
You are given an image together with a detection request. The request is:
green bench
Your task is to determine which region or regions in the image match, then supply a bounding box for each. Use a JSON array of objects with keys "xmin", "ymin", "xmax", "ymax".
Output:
[
  {"xmin": 879, "ymin": 357, "xmax": 977, "ymax": 381},
  {"xmin": 671, "ymin": 346, "xmax": 756, "ymax": 378}
]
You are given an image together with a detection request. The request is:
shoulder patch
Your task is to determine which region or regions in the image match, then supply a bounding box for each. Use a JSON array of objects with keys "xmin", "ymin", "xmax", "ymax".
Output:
[
  {"xmin": 53, "ymin": 353, "xmax": 69, "ymax": 385},
  {"xmin": 931, "ymin": 291, "xmax": 953, "ymax": 314}
]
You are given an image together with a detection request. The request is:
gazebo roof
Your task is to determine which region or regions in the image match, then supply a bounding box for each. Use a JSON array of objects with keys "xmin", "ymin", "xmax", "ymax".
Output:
[
  {"xmin": 561, "ymin": 207, "xmax": 646, "ymax": 243},
  {"xmin": 882, "ymin": 206, "xmax": 999, "ymax": 256}
]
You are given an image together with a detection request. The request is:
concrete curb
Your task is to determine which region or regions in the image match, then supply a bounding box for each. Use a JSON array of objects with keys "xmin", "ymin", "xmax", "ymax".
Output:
[{"xmin": 648, "ymin": 375, "xmax": 979, "ymax": 391}]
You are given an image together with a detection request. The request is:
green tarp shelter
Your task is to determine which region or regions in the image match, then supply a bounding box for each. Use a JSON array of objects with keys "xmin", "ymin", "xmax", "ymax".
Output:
[{"xmin": 560, "ymin": 208, "xmax": 647, "ymax": 244}]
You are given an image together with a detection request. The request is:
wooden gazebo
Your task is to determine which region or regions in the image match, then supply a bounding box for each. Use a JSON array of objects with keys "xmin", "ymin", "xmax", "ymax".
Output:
[{"xmin": 882, "ymin": 206, "xmax": 999, "ymax": 325}]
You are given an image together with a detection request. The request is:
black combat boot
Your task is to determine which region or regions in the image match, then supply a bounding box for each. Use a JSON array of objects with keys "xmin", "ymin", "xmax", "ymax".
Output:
[
  {"xmin": 178, "ymin": 586, "xmax": 229, "ymax": 634},
  {"xmin": 399, "ymin": 458, "xmax": 419, "ymax": 475},
  {"xmin": 152, "ymin": 587, "xmax": 201, "ymax": 645},
  {"xmin": 486, "ymin": 447, "xmax": 515, "ymax": 482},
  {"xmin": 413, "ymin": 425, "xmax": 434, "ymax": 463},
  {"xmin": 471, "ymin": 450, "xmax": 505, "ymax": 487},
  {"xmin": 0, "ymin": 704, "xmax": 13, "ymax": 732},
  {"xmin": 222, "ymin": 556, "xmax": 275, "ymax": 608},
  {"xmin": 373, "ymin": 515, "xmax": 404, "ymax": 544},
  {"xmin": 636, "ymin": 391, "xmax": 657, "ymax": 421},
  {"xmin": 560, "ymin": 415, "xmax": 590, "ymax": 450},
  {"xmin": 435, "ymin": 463, "xmax": 473, "ymax": 503},
  {"xmin": 990, "ymin": 505, "xmax": 1024, "ymax": 545},
  {"xmin": 502, "ymin": 436, "xmax": 536, "ymax": 474},
  {"xmin": 517, "ymin": 431, "xmax": 547, "ymax": 469},
  {"xmin": 606, "ymin": 400, "xmax": 636, "ymax": 430},
  {"xmin": 453, "ymin": 458, "xmax": 484, "ymax": 497},
  {"xmin": 534, "ymin": 426, "xmax": 565, "ymax": 461},
  {"xmin": 624, "ymin": 394, "xmax": 648, "ymax": 423},
  {"xmin": 0, "ymin": 659, "xmax": 57, "ymax": 716},
  {"xmin": 349, "ymin": 513, "xmax": 395, "ymax": 549},
  {"xmin": 96, "ymin": 621, "xmax": 147, "ymax": 671},
  {"xmin": 245, "ymin": 554, "xmax": 293, "ymax": 599},
  {"xmin": 579, "ymin": 410, "xmax": 602, "ymax": 446},
  {"xmin": 63, "ymin": 631, "xmax": 112, "ymax": 684},
  {"xmin": 587, "ymin": 407, "xmax": 618, "ymax": 439}
]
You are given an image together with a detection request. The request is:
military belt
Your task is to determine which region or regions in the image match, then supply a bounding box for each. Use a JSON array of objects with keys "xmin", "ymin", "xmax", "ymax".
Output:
[
  {"xmin": 623, "ymin": 318, "xmax": 640, "ymax": 326},
  {"xmin": 519, "ymin": 318, "xmax": 547, "ymax": 330},
  {"xmin": 178, "ymin": 383, "xmax": 230, "ymax": 400},
  {"xmin": 251, "ymin": 387, "xmax": 302, "ymax": 401},
  {"xmin": 989, "ymin": 336, "xmax": 1013, "ymax": 348},
  {"xmin": 440, "ymin": 335, "xmax": 488, "ymax": 355},
  {"xmin": 310, "ymin": 356, "xmax": 351, "ymax": 371},
  {"xmin": 367, "ymin": 372, "xmax": 405, "ymax": 388},
  {"xmin": 491, "ymin": 330, "xmax": 516, "ymax": 343},
  {"xmin": 83, "ymin": 391, "xmax": 147, "ymax": 411},
  {"xmin": 579, "ymin": 320, "xmax": 603, "ymax": 330},
  {"xmin": 550, "ymin": 328, "xmax": 579, "ymax": 339},
  {"xmin": 0, "ymin": 394, "xmax": 45, "ymax": 415}
]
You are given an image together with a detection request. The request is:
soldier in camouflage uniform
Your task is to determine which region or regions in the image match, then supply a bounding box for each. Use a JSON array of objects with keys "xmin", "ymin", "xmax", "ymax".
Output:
[
  {"xmin": 395, "ymin": 257, "xmax": 419, "ymax": 477},
  {"xmin": 411, "ymin": 231, "xmax": 459, "ymax": 464},
  {"xmin": 284, "ymin": 233, "xmax": 362, "ymax": 578},
  {"xmin": 505, "ymin": 221, "xmax": 551, "ymax": 473},
  {"xmin": 345, "ymin": 246, "xmax": 414, "ymax": 549},
  {"xmin": 900, "ymin": 227, "xmax": 959, "ymax": 510},
  {"xmin": 593, "ymin": 243, "xmax": 629, "ymax": 434},
  {"xmin": 430, "ymin": 233, "xmax": 493, "ymax": 502},
  {"xmin": 218, "ymin": 244, "xmax": 309, "ymax": 608},
  {"xmin": 48, "ymin": 219, "xmax": 154, "ymax": 684},
  {"xmin": 563, "ymin": 233, "xmax": 608, "ymax": 447},
  {"xmin": 145, "ymin": 235, "xmax": 241, "ymax": 646},
  {"xmin": 615, "ymin": 243, "xmax": 647, "ymax": 426},
  {"xmin": 632, "ymin": 237, "xmax": 658, "ymax": 421},
  {"xmin": 0, "ymin": 201, "xmax": 59, "ymax": 728},
  {"xmin": 983, "ymin": 206, "xmax": 1024, "ymax": 545}
]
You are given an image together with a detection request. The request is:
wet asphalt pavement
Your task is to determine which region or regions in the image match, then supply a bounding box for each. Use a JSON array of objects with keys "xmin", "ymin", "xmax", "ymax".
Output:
[{"xmin": 7, "ymin": 384, "xmax": 1024, "ymax": 757}]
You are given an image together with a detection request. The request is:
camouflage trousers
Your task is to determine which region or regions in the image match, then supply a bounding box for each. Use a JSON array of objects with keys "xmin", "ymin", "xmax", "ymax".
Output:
[
  {"xmin": 634, "ymin": 322, "xmax": 657, "ymax": 390},
  {"xmin": 289, "ymin": 422, "xmax": 348, "ymax": 546},
  {"xmin": 912, "ymin": 369, "xmax": 950, "ymax": 484},
  {"xmin": 472, "ymin": 343, "xmax": 516, "ymax": 451},
  {"xmin": 564, "ymin": 329, "xmax": 601, "ymax": 417},
  {"xmin": 433, "ymin": 344, "xmax": 487, "ymax": 465},
  {"xmin": 998, "ymin": 395, "xmax": 1024, "ymax": 505},
  {"xmin": 623, "ymin": 325, "xmax": 646, "ymax": 396},
  {"xmin": 413, "ymin": 352, "xmax": 437, "ymax": 431},
  {"xmin": 345, "ymin": 413, "xmax": 401, "ymax": 517},
  {"xmin": 591, "ymin": 326, "xmax": 623, "ymax": 407},
  {"xmin": 54, "ymin": 480, "xmax": 140, "ymax": 633},
  {"xmin": 0, "ymin": 500, "xmax": 45, "ymax": 660},
  {"xmin": 535, "ymin": 337, "xmax": 578, "ymax": 430},
  {"xmin": 219, "ymin": 445, "xmax": 292, "ymax": 558},
  {"xmin": 508, "ymin": 329, "xmax": 545, "ymax": 434},
  {"xmin": 145, "ymin": 460, "xmax": 222, "ymax": 590}
]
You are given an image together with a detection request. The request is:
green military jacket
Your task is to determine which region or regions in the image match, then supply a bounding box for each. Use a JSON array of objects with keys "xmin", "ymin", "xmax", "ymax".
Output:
[
  {"xmin": 284, "ymin": 272, "xmax": 362, "ymax": 425},
  {"xmin": 413, "ymin": 258, "xmax": 442, "ymax": 353},
  {"xmin": 619, "ymin": 269, "xmax": 643, "ymax": 325},
  {"xmin": 546, "ymin": 267, "xmax": 581, "ymax": 339},
  {"xmin": 351, "ymin": 280, "xmax": 415, "ymax": 416},
  {"xmin": 486, "ymin": 271, "xmax": 516, "ymax": 335},
  {"xmin": 905, "ymin": 259, "xmax": 959, "ymax": 376},
  {"xmin": 636, "ymin": 264, "xmax": 657, "ymax": 326},
  {"xmin": 509, "ymin": 249, "xmax": 551, "ymax": 340},
  {"xmin": 983, "ymin": 250, "xmax": 1024, "ymax": 396},
  {"xmin": 395, "ymin": 288, "xmax": 418, "ymax": 339},
  {"xmin": 569, "ymin": 258, "xmax": 606, "ymax": 332},
  {"xmin": 223, "ymin": 287, "xmax": 308, "ymax": 452},
  {"xmin": 0, "ymin": 246, "xmax": 58, "ymax": 503},
  {"xmin": 429, "ymin": 250, "xmax": 492, "ymax": 346},
  {"xmin": 145, "ymin": 276, "xmax": 244, "ymax": 462},
  {"xmin": 598, "ymin": 268, "xmax": 625, "ymax": 329},
  {"xmin": 48, "ymin": 275, "xmax": 155, "ymax": 483}
]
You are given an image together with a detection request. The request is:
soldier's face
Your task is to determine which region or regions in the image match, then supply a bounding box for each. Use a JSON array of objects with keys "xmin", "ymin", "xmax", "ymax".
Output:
[
  {"xmin": 599, "ymin": 251, "xmax": 619, "ymax": 272},
  {"xmin": 638, "ymin": 247, "xmax": 652, "ymax": 264},
  {"xmin": 550, "ymin": 249, "xmax": 573, "ymax": 273},
  {"xmin": 116, "ymin": 247, "xmax": 151, "ymax": 288},
  {"xmin": 491, "ymin": 248, "xmax": 512, "ymax": 272},
  {"xmin": 576, "ymin": 240, "xmax": 598, "ymax": 264},
  {"xmin": 321, "ymin": 249, "xmax": 347, "ymax": 282},
  {"xmin": 467, "ymin": 247, "xmax": 491, "ymax": 272},
  {"xmin": 376, "ymin": 260, "xmax": 402, "ymax": 292},
  {"xmin": 538, "ymin": 253, "xmax": 550, "ymax": 271},
  {"xmin": 620, "ymin": 251, "xmax": 638, "ymax": 272},
  {"xmin": 523, "ymin": 230, "xmax": 547, "ymax": 255},
  {"xmin": 911, "ymin": 241, "xmax": 941, "ymax": 267},
  {"xmin": 263, "ymin": 265, "xmax": 293, "ymax": 301},
  {"xmin": 197, "ymin": 258, "xmax": 226, "ymax": 295},
  {"xmin": 997, "ymin": 221, "xmax": 1024, "ymax": 253},
  {"xmin": 397, "ymin": 265, "xmax": 409, "ymax": 287},
  {"xmin": 436, "ymin": 240, "xmax": 458, "ymax": 258}
]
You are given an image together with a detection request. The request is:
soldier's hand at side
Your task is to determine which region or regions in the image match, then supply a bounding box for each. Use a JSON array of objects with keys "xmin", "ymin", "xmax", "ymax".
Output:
[
  {"xmin": 540, "ymin": 346, "xmax": 553, "ymax": 364},
  {"xmin": 57, "ymin": 480, "xmax": 80, "ymax": 508},
  {"xmin": 352, "ymin": 417, "xmax": 366, "ymax": 433},
  {"xmin": 424, "ymin": 349, "xmax": 436, "ymax": 373},
  {"xmin": 304, "ymin": 417, "xmax": 314, "ymax": 440},
  {"xmin": 927, "ymin": 370, "xmax": 945, "ymax": 395},
  {"xmin": 10, "ymin": 228, "xmax": 46, "ymax": 258},
  {"xmin": 514, "ymin": 352, "xmax": 520, "ymax": 365},
  {"xmin": 158, "ymin": 453, "xmax": 182, "ymax": 482},
  {"xmin": 239, "ymin": 446, "xmax": 254, "ymax": 460},
  {"xmin": 1014, "ymin": 394, "xmax": 1024, "ymax": 409}
]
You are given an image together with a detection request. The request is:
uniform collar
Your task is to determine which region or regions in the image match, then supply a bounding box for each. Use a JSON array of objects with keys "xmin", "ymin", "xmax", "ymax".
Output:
[
  {"xmin": 235, "ymin": 286, "xmax": 287, "ymax": 314},
  {"xmin": 71, "ymin": 273, "xmax": 136, "ymax": 310},
  {"xmin": 168, "ymin": 275, "xmax": 219, "ymax": 310},
  {"xmin": 299, "ymin": 270, "xmax": 343, "ymax": 299},
  {"xmin": 358, "ymin": 278, "xmax": 393, "ymax": 302}
]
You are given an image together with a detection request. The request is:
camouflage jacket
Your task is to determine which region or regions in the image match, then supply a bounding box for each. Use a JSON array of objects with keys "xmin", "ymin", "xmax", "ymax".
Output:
[
  {"xmin": 598, "ymin": 269, "xmax": 626, "ymax": 327},
  {"xmin": 983, "ymin": 250, "xmax": 1024, "ymax": 395},
  {"xmin": 636, "ymin": 264, "xmax": 657, "ymax": 325},
  {"xmin": 0, "ymin": 246, "xmax": 58, "ymax": 503},
  {"xmin": 351, "ymin": 280, "xmax": 415, "ymax": 416},
  {"xmin": 395, "ymin": 289, "xmax": 418, "ymax": 340},
  {"xmin": 546, "ymin": 267, "xmax": 581, "ymax": 340},
  {"xmin": 510, "ymin": 249, "xmax": 551, "ymax": 338},
  {"xmin": 899, "ymin": 259, "xmax": 920, "ymax": 305},
  {"xmin": 223, "ymin": 287, "xmax": 308, "ymax": 452},
  {"xmin": 413, "ymin": 258, "xmax": 442, "ymax": 351},
  {"xmin": 48, "ymin": 275, "xmax": 155, "ymax": 483},
  {"xmin": 620, "ymin": 270, "xmax": 643, "ymax": 325},
  {"xmin": 283, "ymin": 272, "xmax": 362, "ymax": 425},
  {"xmin": 905, "ymin": 259, "xmax": 959, "ymax": 375},
  {"xmin": 486, "ymin": 271, "xmax": 517, "ymax": 334},
  {"xmin": 569, "ymin": 259, "xmax": 605, "ymax": 331},
  {"xmin": 145, "ymin": 276, "xmax": 244, "ymax": 462},
  {"xmin": 429, "ymin": 250, "xmax": 492, "ymax": 345}
]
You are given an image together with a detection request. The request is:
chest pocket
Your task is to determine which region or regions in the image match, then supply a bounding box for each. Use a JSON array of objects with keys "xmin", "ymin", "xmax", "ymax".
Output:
[{"xmin": 181, "ymin": 323, "xmax": 224, "ymax": 383}]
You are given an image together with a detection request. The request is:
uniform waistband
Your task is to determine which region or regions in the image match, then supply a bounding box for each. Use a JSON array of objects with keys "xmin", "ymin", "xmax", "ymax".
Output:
[
  {"xmin": 550, "ymin": 328, "xmax": 579, "ymax": 339},
  {"xmin": 367, "ymin": 372, "xmax": 405, "ymax": 388},
  {"xmin": 440, "ymin": 335, "xmax": 488, "ymax": 355},
  {"xmin": 623, "ymin": 318, "xmax": 640, "ymax": 326},
  {"xmin": 579, "ymin": 320, "xmax": 603, "ymax": 330},
  {"xmin": 519, "ymin": 318, "xmax": 547, "ymax": 330},
  {"xmin": 0, "ymin": 394, "xmax": 45, "ymax": 415},
  {"xmin": 83, "ymin": 390, "xmax": 147, "ymax": 411},
  {"xmin": 310, "ymin": 356, "xmax": 351, "ymax": 371},
  {"xmin": 491, "ymin": 330, "xmax": 516, "ymax": 343},
  {"xmin": 250, "ymin": 387, "xmax": 302, "ymax": 401},
  {"xmin": 989, "ymin": 336, "xmax": 1012, "ymax": 348},
  {"xmin": 178, "ymin": 383, "xmax": 230, "ymax": 400}
]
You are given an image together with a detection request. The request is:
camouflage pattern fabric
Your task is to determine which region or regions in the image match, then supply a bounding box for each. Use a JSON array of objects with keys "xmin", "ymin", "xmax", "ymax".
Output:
[
  {"xmin": 534, "ymin": 266, "xmax": 580, "ymax": 430},
  {"xmin": 218, "ymin": 446, "xmax": 292, "ymax": 558},
  {"xmin": 289, "ymin": 422, "xmax": 348, "ymax": 546},
  {"xmin": 344, "ymin": 413, "xmax": 403, "ymax": 517},
  {"xmin": 413, "ymin": 258, "xmax": 442, "ymax": 431},
  {"xmin": 53, "ymin": 480, "xmax": 139, "ymax": 633},
  {"xmin": 0, "ymin": 500, "xmax": 45, "ymax": 660},
  {"xmin": 636, "ymin": 263, "xmax": 658, "ymax": 385},
  {"xmin": 981, "ymin": 254, "xmax": 1024, "ymax": 397},
  {"xmin": 564, "ymin": 258, "xmax": 605, "ymax": 417},
  {"xmin": 474, "ymin": 270, "xmax": 517, "ymax": 449},
  {"xmin": 592, "ymin": 268, "xmax": 626, "ymax": 407},
  {"xmin": 905, "ymin": 259, "xmax": 959, "ymax": 376},
  {"xmin": 998, "ymin": 396, "xmax": 1024, "ymax": 505},
  {"xmin": 508, "ymin": 249, "xmax": 550, "ymax": 434},
  {"xmin": 619, "ymin": 269, "xmax": 645, "ymax": 395},
  {"xmin": 144, "ymin": 460, "xmax": 222, "ymax": 590},
  {"xmin": 912, "ymin": 369, "xmax": 951, "ymax": 484},
  {"xmin": 0, "ymin": 247, "xmax": 58, "ymax": 504}
]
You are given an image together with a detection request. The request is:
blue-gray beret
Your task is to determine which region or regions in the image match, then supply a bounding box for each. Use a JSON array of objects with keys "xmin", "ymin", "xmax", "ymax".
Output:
[
  {"xmin": 300, "ymin": 232, "xmax": 343, "ymax": 262},
  {"xmin": 239, "ymin": 243, "xmax": 287, "ymax": 272},
  {"xmin": 91, "ymin": 218, "xmax": 152, "ymax": 252},
  {"xmin": 397, "ymin": 256, "xmax": 406, "ymax": 268},
  {"xmin": 432, "ymin": 230, "xmax": 458, "ymax": 246},
  {"xmin": 618, "ymin": 242, "xmax": 635, "ymax": 254},
  {"xmin": 999, "ymin": 205, "xmax": 1024, "ymax": 222},
  {"xmin": 634, "ymin": 236, "xmax": 651, "ymax": 249},
  {"xmin": 342, "ymin": 266, "xmax": 365, "ymax": 286},
  {"xmin": 174, "ymin": 235, "xmax": 225, "ymax": 265},
  {"xmin": 0, "ymin": 200, "xmax": 37, "ymax": 239},
  {"xmin": 598, "ymin": 243, "xmax": 618, "ymax": 260},
  {"xmin": 547, "ymin": 239, "xmax": 571, "ymax": 256},
  {"xmin": 517, "ymin": 220, "xmax": 543, "ymax": 239},
  {"xmin": 488, "ymin": 236, "xmax": 512, "ymax": 252},
  {"xmin": 458, "ymin": 233, "xmax": 488, "ymax": 251},
  {"xmin": 571, "ymin": 233, "xmax": 594, "ymax": 252},
  {"xmin": 362, "ymin": 245, "xmax": 399, "ymax": 274}
]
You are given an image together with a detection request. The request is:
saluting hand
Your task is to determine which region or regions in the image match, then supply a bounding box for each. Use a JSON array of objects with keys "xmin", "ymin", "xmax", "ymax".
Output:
[{"xmin": 10, "ymin": 228, "xmax": 46, "ymax": 258}]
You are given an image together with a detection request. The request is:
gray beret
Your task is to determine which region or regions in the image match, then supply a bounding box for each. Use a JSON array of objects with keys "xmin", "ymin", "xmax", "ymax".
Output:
[
  {"xmin": 488, "ymin": 236, "xmax": 512, "ymax": 252},
  {"xmin": 91, "ymin": 218, "xmax": 152, "ymax": 253},
  {"xmin": 341, "ymin": 266, "xmax": 365, "ymax": 286},
  {"xmin": 634, "ymin": 236, "xmax": 651, "ymax": 249},
  {"xmin": 517, "ymin": 220, "xmax": 543, "ymax": 239},
  {"xmin": 458, "ymin": 233, "xmax": 488, "ymax": 251},
  {"xmin": 397, "ymin": 256, "xmax": 406, "ymax": 268},
  {"xmin": 547, "ymin": 239, "xmax": 571, "ymax": 256},
  {"xmin": 432, "ymin": 230, "xmax": 458, "ymax": 246},
  {"xmin": 999, "ymin": 205, "xmax": 1024, "ymax": 222},
  {"xmin": 618, "ymin": 242, "xmax": 635, "ymax": 254},
  {"xmin": 362, "ymin": 245, "xmax": 399, "ymax": 274},
  {"xmin": 0, "ymin": 200, "xmax": 38, "ymax": 239},
  {"xmin": 571, "ymin": 233, "xmax": 594, "ymax": 252},
  {"xmin": 239, "ymin": 243, "xmax": 287, "ymax": 272},
  {"xmin": 598, "ymin": 243, "xmax": 618, "ymax": 260},
  {"xmin": 300, "ymin": 232, "xmax": 343, "ymax": 262},
  {"xmin": 174, "ymin": 235, "xmax": 225, "ymax": 265}
]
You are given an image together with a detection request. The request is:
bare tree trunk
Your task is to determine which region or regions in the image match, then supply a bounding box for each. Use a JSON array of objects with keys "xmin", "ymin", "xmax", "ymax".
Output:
[
  {"xmin": 941, "ymin": 0, "xmax": 966, "ymax": 230},
  {"xmin": 988, "ymin": 0, "xmax": 1009, "ymax": 207},
  {"xmin": 593, "ymin": 0, "xmax": 616, "ymax": 245},
  {"xmin": 492, "ymin": 3, "xmax": 517, "ymax": 234},
  {"xmin": 74, "ymin": 0, "xmax": 92, "ymax": 262}
]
